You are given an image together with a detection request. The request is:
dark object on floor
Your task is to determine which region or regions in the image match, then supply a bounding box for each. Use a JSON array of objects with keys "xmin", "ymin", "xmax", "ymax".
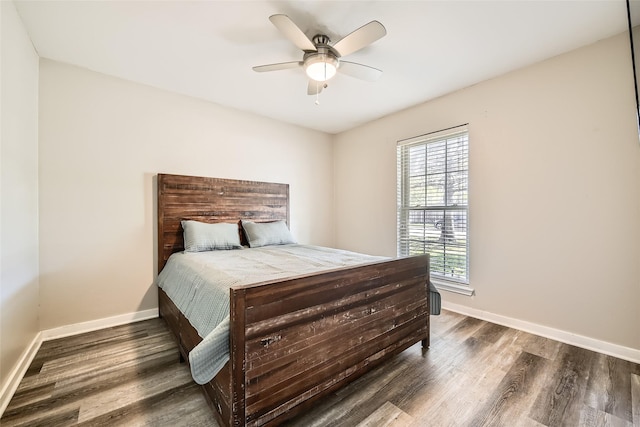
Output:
[{"xmin": 429, "ymin": 281, "xmax": 441, "ymax": 315}]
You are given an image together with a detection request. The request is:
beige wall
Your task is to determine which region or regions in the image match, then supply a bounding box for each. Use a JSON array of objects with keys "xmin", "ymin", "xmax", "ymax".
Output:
[
  {"xmin": 0, "ymin": 1, "xmax": 40, "ymax": 387},
  {"xmin": 38, "ymin": 60, "xmax": 334, "ymax": 329},
  {"xmin": 334, "ymin": 32, "xmax": 640, "ymax": 351}
]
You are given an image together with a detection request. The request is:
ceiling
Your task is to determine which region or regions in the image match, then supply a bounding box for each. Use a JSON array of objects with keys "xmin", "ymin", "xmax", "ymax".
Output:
[{"xmin": 13, "ymin": 1, "xmax": 633, "ymax": 134}]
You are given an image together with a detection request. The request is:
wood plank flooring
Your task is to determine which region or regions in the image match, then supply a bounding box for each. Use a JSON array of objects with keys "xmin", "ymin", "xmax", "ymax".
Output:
[{"xmin": 2, "ymin": 310, "xmax": 639, "ymax": 426}]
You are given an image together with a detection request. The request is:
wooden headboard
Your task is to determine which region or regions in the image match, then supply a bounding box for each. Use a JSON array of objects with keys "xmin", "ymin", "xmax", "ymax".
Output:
[{"xmin": 157, "ymin": 174, "xmax": 289, "ymax": 272}]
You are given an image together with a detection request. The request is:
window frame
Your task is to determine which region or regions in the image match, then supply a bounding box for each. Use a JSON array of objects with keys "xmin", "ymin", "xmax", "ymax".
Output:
[{"xmin": 397, "ymin": 124, "xmax": 473, "ymax": 296}]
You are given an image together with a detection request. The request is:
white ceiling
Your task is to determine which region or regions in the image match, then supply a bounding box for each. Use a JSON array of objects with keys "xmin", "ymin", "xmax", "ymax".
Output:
[{"xmin": 13, "ymin": 0, "xmax": 633, "ymax": 134}]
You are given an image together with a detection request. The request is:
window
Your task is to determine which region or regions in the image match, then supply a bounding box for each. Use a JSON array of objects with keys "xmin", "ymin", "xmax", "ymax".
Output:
[{"xmin": 397, "ymin": 125, "xmax": 470, "ymax": 293}]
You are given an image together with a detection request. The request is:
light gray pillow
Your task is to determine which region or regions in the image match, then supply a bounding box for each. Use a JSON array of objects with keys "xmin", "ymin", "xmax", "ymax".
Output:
[
  {"xmin": 182, "ymin": 220, "xmax": 242, "ymax": 252},
  {"xmin": 241, "ymin": 220, "xmax": 296, "ymax": 248}
]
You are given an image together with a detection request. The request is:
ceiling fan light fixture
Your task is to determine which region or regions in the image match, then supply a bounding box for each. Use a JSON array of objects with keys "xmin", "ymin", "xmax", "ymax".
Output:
[
  {"xmin": 253, "ymin": 15, "xmax": 387, "ymax": 94},
  {"xmin": 304, "ymin": 54, "xmax": 338, "ymax": 82}
]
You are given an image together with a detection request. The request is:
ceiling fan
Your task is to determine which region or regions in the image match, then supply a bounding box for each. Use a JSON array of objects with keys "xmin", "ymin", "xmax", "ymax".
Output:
[{"xmin": 253, "ymin": 14, "xmax": 387, "ymax": 95}]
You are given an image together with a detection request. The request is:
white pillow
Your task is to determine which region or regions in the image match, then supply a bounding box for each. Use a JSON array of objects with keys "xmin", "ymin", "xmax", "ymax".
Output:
[
  {"xmin": 182, "ymin": 220, "xmax": 242, "ymax": 252},
  {"xmin": 241, "ymin": 220, "xmax": 296, "ymax": 248}
]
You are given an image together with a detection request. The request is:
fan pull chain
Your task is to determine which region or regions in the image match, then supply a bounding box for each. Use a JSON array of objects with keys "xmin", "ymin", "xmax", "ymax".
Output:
[{"xmin": 314, "ymin": 82, "xmax": 328, "ymax": 105}]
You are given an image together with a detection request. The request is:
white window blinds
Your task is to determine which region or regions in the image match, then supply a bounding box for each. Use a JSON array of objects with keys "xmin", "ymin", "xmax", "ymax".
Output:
[{"xmin": 397, "ymin": 125, "xmax": 469, "ymax": 284}]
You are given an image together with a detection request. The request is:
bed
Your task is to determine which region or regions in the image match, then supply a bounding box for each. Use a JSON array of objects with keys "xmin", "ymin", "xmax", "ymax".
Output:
[{"xmin": 156, "ymin": 173, "xmax": 431, "ymax": 426}]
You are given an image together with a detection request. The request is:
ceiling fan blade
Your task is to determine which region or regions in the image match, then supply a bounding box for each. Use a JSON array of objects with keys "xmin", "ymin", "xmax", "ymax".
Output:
[
  {"xmin": 332, "ymin": 21, "xmax": 386, "ymax": 57},
  {"xmin": 338, "ymin": 61, "xmax": 383, "ymax": 81},
  {"xmin": 269, "ymin": 14, "xmax": 317, "ymax": 52},
  {"xmin": 307, "ymin": 80, "xmax": 325, "ymax": 95},
  {"xmin": 253, "ymin": 61, "xmax": 303, "ymax": 72}
]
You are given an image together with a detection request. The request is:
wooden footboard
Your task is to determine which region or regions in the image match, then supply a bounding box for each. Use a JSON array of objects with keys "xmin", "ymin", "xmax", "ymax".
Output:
[{"xmin": 159, "ymin": 254, "xmax": 430, "ymax": 427}]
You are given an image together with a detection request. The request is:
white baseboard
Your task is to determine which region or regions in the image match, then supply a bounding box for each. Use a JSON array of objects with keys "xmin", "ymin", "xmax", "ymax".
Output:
[
  {"xmin": 442, "ymin": 301, "xmax": 640, "ymax": 364},
  {"xmin": 41, "ymin": 308, "xmax": 159, "ymax": 341},
  {"xmin": 0, "ymin": 332, "xmax": 43, "ymax": 417},
  {"xmin": 0, "ymin": 308, "xmax": 159, "ymax": 417}
]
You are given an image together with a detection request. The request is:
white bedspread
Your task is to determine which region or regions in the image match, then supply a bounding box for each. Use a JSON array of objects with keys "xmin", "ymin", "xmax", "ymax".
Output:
[{"xmin": 156, "ymin": 244, "xmax": 386, "ymax": 384}]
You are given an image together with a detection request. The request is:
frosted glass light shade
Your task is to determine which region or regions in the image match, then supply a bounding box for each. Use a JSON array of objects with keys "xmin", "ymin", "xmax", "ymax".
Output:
[{"xmin": 304, "ymin": 55, "xmax": 338, "ymax": 82}]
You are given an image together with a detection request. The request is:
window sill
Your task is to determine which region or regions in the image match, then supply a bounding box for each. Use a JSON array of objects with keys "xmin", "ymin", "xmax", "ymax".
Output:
[{"xmin": 432, "ymin": 279, "xmax": 475, "ymax": 296}]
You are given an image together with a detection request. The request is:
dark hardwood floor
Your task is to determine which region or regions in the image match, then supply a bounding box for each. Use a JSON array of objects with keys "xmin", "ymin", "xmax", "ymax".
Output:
[{"xmin": 2, "ymin": 310, "xmax": 639, "ymax": 426}]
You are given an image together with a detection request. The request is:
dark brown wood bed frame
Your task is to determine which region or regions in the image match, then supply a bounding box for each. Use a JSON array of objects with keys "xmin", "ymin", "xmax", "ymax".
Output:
[{"xmin": 156, "ymin": 173, "xmax": 430, "ymax": 427}]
